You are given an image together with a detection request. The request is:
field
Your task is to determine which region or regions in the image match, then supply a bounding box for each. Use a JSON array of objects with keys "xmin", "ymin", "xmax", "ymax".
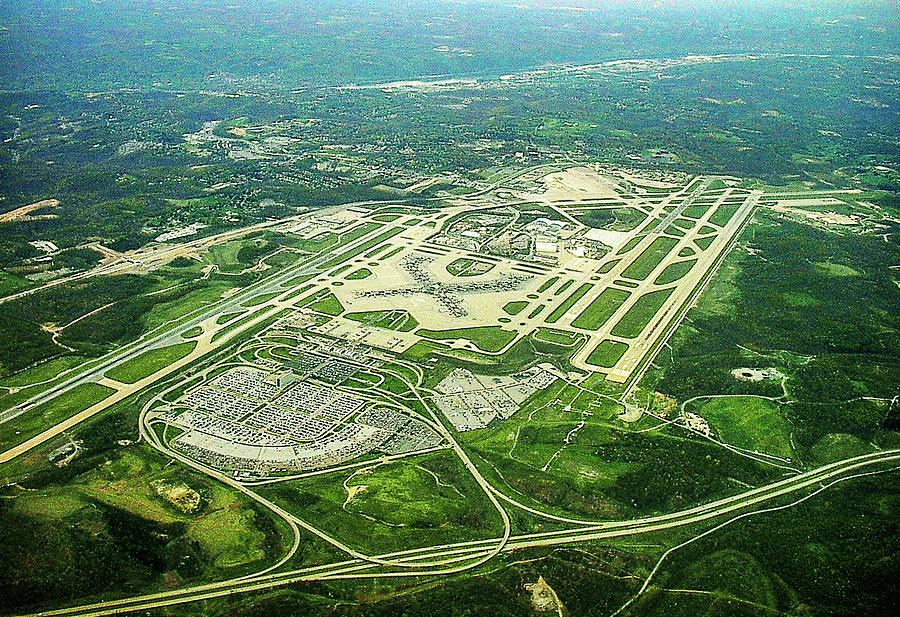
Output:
[
  {"xmin": 620, "ymin": 236, "xmax": 680, "ymax": 281},
  {"xmin": 105, "ymin": 342, "xmax": 197, "ymax": 384},
  {"xmin": 587, "ymin": 340, "xmax": 629, "ymax": 368},
  {"xmin": 571, "ymin": 288, "xmax": 631, "ymax": 331},
  {"xmin": 416, "ymin": 326, "xmax": 517, "ymax": 353},
  {"xmin": 688, "ymin": 396, "xmax": 794, "ymax": 459},
  {"xmin": 545, "ymin": 283, "xmax": 593, "ymax": 323},
  {"xmin": 0, "ymin": 383, "xmax": 115, "ymax": 451},
  {"xmin": 609, "ymin": 288, "xmax": 673, "ymax": 338}
]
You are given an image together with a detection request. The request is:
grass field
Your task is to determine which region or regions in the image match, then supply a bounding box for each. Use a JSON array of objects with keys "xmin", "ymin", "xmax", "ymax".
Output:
[
  {"xmin": 17, "ymin": 449, "xmax": 275, "ymax": 571},
  {"xmin": 0, "ymin": 382, "xmax": 115, "ymax": 451},
  {"xmin": 654, "ymin": 259, "xmax": 697, "ymax": 285},
  {"xmin": 695, "ymin": 235, "xmax": 715, "ymax": 250},
  {"xmin": 681, "ymin": 204, "xmax": 711, "ymax": 219},
  {"xmin": 345, "ymin": 268, "xmax": 373, "ymax": 280},
  {"xmin": 258, "ymin": 452, "xmax": 503, "ymax": 556},
  {"xmin": 503, "ymin": 301, "xmax": 528, "ymax": 315},
  {"xmin": 554, "ymin": 279, "xmax": 574, "ymax": 294},
  {"xmin": 545, "ymin": 283, "xmax": 593, "ymax": 323},
  {"xmin": 616, "ymin": 237, "xmax": 642, "ymax": 255},
  {"xmin": 597, "ymin": 259, "xmax": 620, "ymax": 274},
  {"xmin": 537, "ymin": 277, "xmax": 559, "ymax": 293},
  {"xmin": 415, "ymin": 326, "xmax": 516, "ymax": 353},
  {"xmin": 105, "ymin": 342, "xmax": 197, "ymax": 384},
  {"xmin": 610, "ymin": 288, "xmax": 674, "ymax": 338},
  {"xmin": 620, "ymin": 236, "xmax": 680, "ymax": 281},
  {"xmin": 691, "ymin": 396, "xmax": 794, "ymax": 459},
  {"xmin": 181, "ymin": 326, "xmax": 203, "ymax": 339},
  {"xmin": 571, "ymin": 288, "xmax": 631, "ymax": 330},
  {"xmin": 345, "ymin": 309, "xmax": 419, "ymax": 332},
  {"xmin": 528, "ymin": 304, "xmax": 545, "ymax": 318},
  {"xmin": 586, "ymin": 340, "xmax": 629, "ymax": 368},
  {"xmin": 532, "ymin": 327, "xmax": 583, "ymax": 348},
  {"xmin": 708, "ymin": 202, "xmax": 741, "ymax": 226},
  {"xmin": 309, "ymin": 293, "xmax": 344, "ymax": 316}
]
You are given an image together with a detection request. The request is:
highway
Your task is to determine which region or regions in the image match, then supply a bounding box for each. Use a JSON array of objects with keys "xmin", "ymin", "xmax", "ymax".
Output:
[
  {"xmin": 4, "ymin": 173, "xmax": 893, "ymax": 617},
  {"xmin": 25, "ymin": 448, "xmax": 900, "ymax": 617}
]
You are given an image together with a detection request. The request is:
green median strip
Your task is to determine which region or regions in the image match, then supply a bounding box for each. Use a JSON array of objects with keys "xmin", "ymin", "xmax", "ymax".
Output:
[
  {"xmin": 545, "ymin": 283, "xmax": 593, "ymax": 324},
  {"xmin": 620, "ymin": 236, "xmax": 679, "ymax": 281},
  {"xmin": 610, "ymin": 288, "xmax": 675, "ymax": 338},
  {"xmin": 105, "ymin": 341, "xmax": 198, "ymax": 384},
  {"xmin": 571, "ymin": 288, "xmax": 631, "ymax": 330}
]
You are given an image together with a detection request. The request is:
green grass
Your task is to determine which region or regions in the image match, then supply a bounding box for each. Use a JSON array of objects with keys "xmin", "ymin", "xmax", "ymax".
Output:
[
  {"xmin": 328, "ymin": 265, "xmax": 352, "ymax": 277},
  {"xmin": 371, "ymin": 213, "xmax": 401, "ymax": 222},
  {"xmin": 545, "ymin": 283, "xmax": 593, "ymax": 323},
  {"xmin": 503, "ymin": 301, "xmax": 528, "ymax": 315},
  {"xmin": 681, "ymin": 205, "xmax": 711, "ymax": 219},
  {"xmin": 571, "ymin": 288, "xmax": 631, "ymax": 330},
  {"xmin": 257, "ymin": 452, "xmax": 503, "ymax": 556},
  {"xmin": 698, "ymin": 225, "xmax": 718, "ymax": 235},
  {"xmin": 345, "ymin": 268, "xmax": 373, "ymax": 280},
  {"xmin": 309, "ymin": 293, "xmax": 344, "ymax": 316},
  {"xmin": 381, "ymin": 246, "xmax": 404, "ymax": 260},
  {"xmin": 814, "ymin": 262, "xmax": 860, "ymax": 277},
  {"xmin": 532, "ymin": 328, "xmax": 582, "ymax": 347},
  {"xmin": 415, "ymin": 326, "xmax": 516, "ymax": 352},
  {"xmin": 528, "ymin": 304, "xmax": 546, "ymax": 318},
  {"xmin": 678, "ymin": 247, "xmax": 696, "ymax": 257},
  {"xmin": 105, "ymin": 341, "xmax": 197, "ymax": 384},
  {"xmin": 597, "ymin": 260, "xmax": 620, "ymax": 274},
  {"xmin": 620, "ymin": 236, "xmax": 680, "ymax": 281},
  {"xmin": 586, "ymin": 340, "xmax": 629, "ymax": 368},
  {"xmin": 610, "ymin": 288, "xmax": 674, "ymax": 338},
  {"xmin": 215, "ymin": 311, "xmax": 243, "ymax": 325},
  {"xmin": 554, "ymin": 279, "xmax": 574, "ymax": 295},
  {"xmin": 692, "ymin": 396, "xmax": 794, "ymax": 459},
  {"xmin": 181, "ymin": 326, "xmax": 203, "ymax": 339},
  {"xmin": 0, "ymin": 272, "xmax": 29, "ymax": 296},
  {"xmin": 672, "ymin": 218, "xmax": 696, "ymax": 230},
  {"xmin": 616, "ymin": 237, "xmax": 642, "ymax": 255},
  {"xmin": 345, "ymin": 309, "xmax": 419, "ymax": 332},
  {"xmin": 695, "ymin": 236, "xmax": 715, "ymax": 250},
  {"xmin": 139, "ymin": 283, "xmax": 234, "ymax": 333},
  {"xmin": 0, "ymin": 382, "xmax": 116, "ymax": 451},
  {"xmin": 708, "ymin": 203, "xmax": 741, "ymax": 226},
  {"xmin": 537, "ymin": 277, "xmax": 559, "ymax": 293},
  {"xmin": 573, "ymin": 207, "xmax": 647, "ymax": 232},
  {"xmin": 654, "ymin": 259, "xmax": 697, "ymax": 285},
  {"xmin": 615, "ymin": 280, "xmax": 639, "ymax": 289},
  {"xmin": 447, "ymin": 258, "xmax": 494, "ymax": 277}
]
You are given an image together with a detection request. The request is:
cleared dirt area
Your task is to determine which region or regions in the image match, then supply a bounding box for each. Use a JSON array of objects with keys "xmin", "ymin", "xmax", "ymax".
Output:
[{"xmin": 0, "ymin": 198, "xmax": 60, "ymax": 223}]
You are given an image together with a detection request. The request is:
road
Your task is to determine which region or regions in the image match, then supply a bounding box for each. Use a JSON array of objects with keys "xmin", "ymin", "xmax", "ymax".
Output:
[
  {"xmin": 0, "ymin": 217, "xmax": 407, "ymax": 463},
  {"xmin": 4, "ymin": 171, "xmax": 892, "ymax": 616},
  {"xmin": 25, "ymin": 448, "xmax": 900, "ymax": 617}
]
